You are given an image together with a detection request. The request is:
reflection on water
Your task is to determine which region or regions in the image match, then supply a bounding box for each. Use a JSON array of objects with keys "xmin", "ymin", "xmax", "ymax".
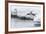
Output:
[{"xmin": 11, "ymin": 18, "xmax": 41, "ymax": 28}]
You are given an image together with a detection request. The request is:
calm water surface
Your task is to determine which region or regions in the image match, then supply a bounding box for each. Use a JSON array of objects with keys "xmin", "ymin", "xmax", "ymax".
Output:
[{"xmin": 11, "ymin": 18, "xmax": 41, "ymax": 28}]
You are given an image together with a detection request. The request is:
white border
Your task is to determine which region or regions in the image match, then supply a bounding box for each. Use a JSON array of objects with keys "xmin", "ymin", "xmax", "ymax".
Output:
[{"xmin": 8, "ymin": 3, "xmax": 43, "ymax": 31}]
